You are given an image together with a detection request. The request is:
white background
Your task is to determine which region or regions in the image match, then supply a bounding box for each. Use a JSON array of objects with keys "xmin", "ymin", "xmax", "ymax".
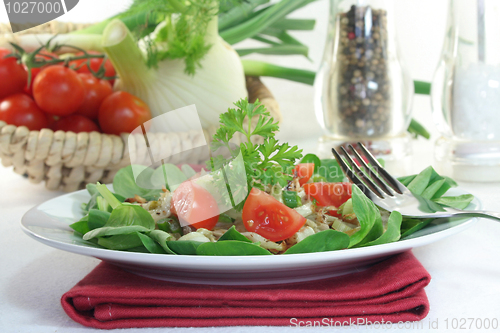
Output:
[{"xmin": 4, "ymin": 2, "xmax": 499, "ymax": 333}]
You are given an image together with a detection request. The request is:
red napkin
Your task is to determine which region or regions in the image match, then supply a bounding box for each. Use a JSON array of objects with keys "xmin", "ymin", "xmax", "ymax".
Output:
[{"xmin": 61, "ymin": 251, "xmax": 430, "ymax": 329}]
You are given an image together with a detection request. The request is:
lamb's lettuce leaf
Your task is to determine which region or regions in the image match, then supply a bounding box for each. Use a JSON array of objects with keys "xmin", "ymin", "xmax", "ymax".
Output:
[{"xmin": 284, "ymin": 230, "xmax": 349, "ymax": 254}]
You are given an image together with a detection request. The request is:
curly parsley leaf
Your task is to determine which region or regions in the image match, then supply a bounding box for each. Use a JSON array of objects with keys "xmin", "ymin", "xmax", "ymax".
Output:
[
  {"xmin": 215, "ymin": 98, "xmax": 278, "ymax": 144},
  {"xmin": 209, "ymin": 98, "xmax": 303, "ymax": 200}
]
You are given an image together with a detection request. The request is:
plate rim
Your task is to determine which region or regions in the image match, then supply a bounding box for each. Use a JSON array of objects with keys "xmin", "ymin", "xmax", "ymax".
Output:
[{"xmin": 20, "ymin": 186, "xmax": 482, "ymax": 269}]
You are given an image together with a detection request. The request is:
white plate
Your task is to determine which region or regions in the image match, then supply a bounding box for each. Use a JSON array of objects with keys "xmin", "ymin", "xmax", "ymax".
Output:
[{"xmin": 21, "ymin": 187, "xmax": 480, "ymax": 285}]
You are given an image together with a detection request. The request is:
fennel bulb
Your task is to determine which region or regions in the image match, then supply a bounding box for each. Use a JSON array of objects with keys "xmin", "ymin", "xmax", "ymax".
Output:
[{"xmin": 102, "ymin": 18, "xmax": 248, "ymax": 133}]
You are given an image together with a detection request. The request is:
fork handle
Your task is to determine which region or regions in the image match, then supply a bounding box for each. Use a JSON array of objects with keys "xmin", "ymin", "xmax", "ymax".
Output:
[
  {"xmin": 451, "ymin": 210, "xmax": 500, "ymax": 222},
  {"xmin": 468, "ymin": 210, "xmax": 500, "ymax": 221}
]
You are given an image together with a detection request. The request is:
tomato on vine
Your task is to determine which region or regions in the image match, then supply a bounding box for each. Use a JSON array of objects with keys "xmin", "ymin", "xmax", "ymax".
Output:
[
  {"xmin": 0, "ymin": 94, "xmax": 48, "ymax": 131},
  {"xmin": 71, "ymin": 51, "xmax": 116, "ymax": 84},
  {"xmin": 23, "ymin": 51, "xmax": 58, "ymax": 96},
  {"xmin": 76, "ymin": 73, "xmax": 113, "ymax": 120},
  {"xmin": 51, "ymin": 115, "xmax": 100, "ymax": 133},
  {"xmin": 33, "ymin": 65, "xmax": 85, "ymax": 116},
  {"xmin": 98, "ymin": 91, "xmax": 152, "ymax": 135},
  {"xmin": 0, "ymin": 48, "xmax": 27, "ymax": 99}
]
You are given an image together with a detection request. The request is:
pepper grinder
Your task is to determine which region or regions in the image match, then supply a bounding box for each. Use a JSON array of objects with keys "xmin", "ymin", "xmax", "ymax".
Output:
[{"xmin": 314, "ymin": 0, "xmax": 413, "ymax": 172}]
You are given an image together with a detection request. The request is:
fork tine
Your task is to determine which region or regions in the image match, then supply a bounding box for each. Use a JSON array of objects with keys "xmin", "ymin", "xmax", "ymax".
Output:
[
  {"xmin": 357, "ymin": 142, "xmax": 407, "ymax": 194},
  {"xmin": 339, "ymin": 147, "xmax": 385, "ymax": 198},
  {"xmin": 331, "ymin": 148, "xmax": 379, "ymax": 200},
  {"xmin": 347, "ymin": 144, "xmax": 395, "ymax": 197}
]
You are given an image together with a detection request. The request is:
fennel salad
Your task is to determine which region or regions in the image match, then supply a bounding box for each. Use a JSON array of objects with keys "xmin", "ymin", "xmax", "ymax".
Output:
[{"xmin": 70, "ymin": 99, "xmax": 474, "ymax": 256}]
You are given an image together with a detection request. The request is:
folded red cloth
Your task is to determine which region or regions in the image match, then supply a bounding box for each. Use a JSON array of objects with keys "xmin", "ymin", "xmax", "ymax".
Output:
[{"xmin": 61, "ymin": 251, "xmax": 430, "ymax": 329}]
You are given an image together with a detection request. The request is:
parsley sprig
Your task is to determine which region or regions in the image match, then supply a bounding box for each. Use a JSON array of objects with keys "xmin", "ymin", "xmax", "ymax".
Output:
[{"xmin": 210, "ymin": 98, "xmax": 303, "ymax": 189}]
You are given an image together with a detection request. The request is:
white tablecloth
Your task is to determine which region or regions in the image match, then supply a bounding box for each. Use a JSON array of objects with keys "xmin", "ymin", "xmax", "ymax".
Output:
[{"xmin": 1, "ymin": 81, "xmax": 500, "ymax": 333}]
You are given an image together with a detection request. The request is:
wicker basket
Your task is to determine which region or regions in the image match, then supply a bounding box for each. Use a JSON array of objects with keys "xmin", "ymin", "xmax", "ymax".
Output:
[{"xmin": 0, "ymin": 22, "xmax": 281, "ymax": 192}]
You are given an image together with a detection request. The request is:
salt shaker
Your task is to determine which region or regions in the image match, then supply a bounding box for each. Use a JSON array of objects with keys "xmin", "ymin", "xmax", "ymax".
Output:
[
  {"xmin": 315, "ymin": 0, "xmax": 413, "ymax": 165},
  {"xmin": 432, "ymin": 0, "xmax": 500, "ymax": 181}
]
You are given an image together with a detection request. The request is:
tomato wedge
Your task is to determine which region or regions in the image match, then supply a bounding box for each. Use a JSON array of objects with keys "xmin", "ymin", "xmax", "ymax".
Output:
[
  {"xmin": 303, "ymin": 182, "xmax": 352, "ymax": 208},
  {"xmin": 171, "ymin": 181, "xmax": 219, "ymax": 230},
  {"xmin": 294, "ymin": 163, "xmax": 314, "ymax": 186},
  {"xmin": 242, "ymin": 187, "xmax": 306, "ymax": 242}
]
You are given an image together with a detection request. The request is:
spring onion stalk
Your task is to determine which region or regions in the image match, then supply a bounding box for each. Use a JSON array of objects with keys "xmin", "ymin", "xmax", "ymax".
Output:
[
  {"xmin": 271, "ymin": 18, "xmax": 317, "ymax": 31},
  {"xmin": 0, "ymin": 34, "xmax": 103, "ymax": 53},
  {"xmin": 218, "ymin": 0, "xmax": 270, "ymax": 31},
  {"xmin": 102, "ymin": 18, "xmax": 247, "ymax": 130},
  {"xmin": 219, "ymin": 0, "xmax": 316, "ymax": 45},
  {"xmin": 408, "ymin": 119, "xmax": 431, "ymax": 139},
  {"xmin": 96, "ymin": 183, "xmax": 121, "ymax": 210},
  {"xmin": 262, "ymin": 29, "xmax": 303, "ymax": 46},
  {"xmin": 237, "ymin": 44, "xmax": 308, "ymax": 57},
  {"xmin": 242, "ymin": 60, "xmax": 316, "ymax": 85},
  {"xmin": 72, "ymin": 11, "xmax": 161, "ymax": 37},
  {"xmin": 414, "ymin": 80, "xmax": 431, "ymax": 95},
  {"xmin": 252, "ymin": 35, "xmax": 281, "ymax": 46}
]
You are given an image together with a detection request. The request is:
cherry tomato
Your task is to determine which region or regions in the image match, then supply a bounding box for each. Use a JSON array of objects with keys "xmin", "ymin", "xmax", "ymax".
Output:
[
  {"xmin": 242, "ymin": 187, "xmax": 306, "ymax": 242},
  {"xmin": 303, "ymin": 182, "xmax": 352, "ymax": 208},
  {"xmin": 71, "ymin": 51, "xmax": 116, "ymax": 84},
  {"xmin": 353, "ymin": 155, "xmax": 369, "ymax": 167},
  {"xmin": 75, "ymin": 73, "xmax": 113, "ymax": 119},
  {"xmin": 51, "ymin": 114, "xmax": 100, "ymax": 133},
  {"xmin": 98, "ymin": 91, "xmax": 152, "ymax": 135},
  {"xmin": 0, "ymin": 48, "xmax": 28, "ymax": 99},
  {"xmin": 171, "ymin": 180, "xmax": 219, "ymax": 230},
  {"xmin": 24, "ymin": 52, "xmax": 58, "ymax": 95},
  {"xmin": 33, "ymin": 65, "xmax": 85, "ymax": 116},
  {"xmin": 0, "ymin": 94, "xmax": 48, "ymax": 131},
  {"xmin": 294, "ymin": 163, "xmax": 315, "ymax": 186},
  {"xmin": 45, "ymin": 114, "xmax": 60, "ymax": 128}
]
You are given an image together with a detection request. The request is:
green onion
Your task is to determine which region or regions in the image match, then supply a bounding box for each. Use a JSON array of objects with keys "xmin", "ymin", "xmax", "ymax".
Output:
[
  {"xmin": 408, "ymin": 118, "xmax": 431, "ymax": 139},
  {"xmin": 414, "ymin": 80, "xmax": 431, "ymax": 95},
  {"xmin": 282, "ymin": 190, "xmax": 302, "ymax": 208},
  {"xmin": 157, "ymin": 217, "xmax": 182, "ymax": 234},
  {"xmin": 242, "ymin": 60, "xmax": 315, "ymax": 85},
  {"xmin": 261, "ymin": 29, "xmax": 306, "ymax": 48},
  {"xmin": 95, "ymin": 183, "xmax": 122, "ymax": 210},
  {"xmin": 270, "ymin": 18, "xmax": 316, "ymax": 31},
  {"xmin": 219, "ymin": 0, "xmax": 316, "ymax": 45},
  {"xmin": 236, "ymin": 44, "xmax": 308, "ymax": 57},
  {"xmin": 218, "ymin": 0, "xmax": 270, "ymax": 31},
  {"xmin": 252, "ymin": 35, "xmax": 281, "ymax": 45}
]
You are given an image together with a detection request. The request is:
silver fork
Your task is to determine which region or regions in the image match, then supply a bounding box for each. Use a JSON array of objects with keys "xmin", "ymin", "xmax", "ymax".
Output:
[{"xmin": 331, "ymin": 143, "xmax": 500, "ymax": 221}]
